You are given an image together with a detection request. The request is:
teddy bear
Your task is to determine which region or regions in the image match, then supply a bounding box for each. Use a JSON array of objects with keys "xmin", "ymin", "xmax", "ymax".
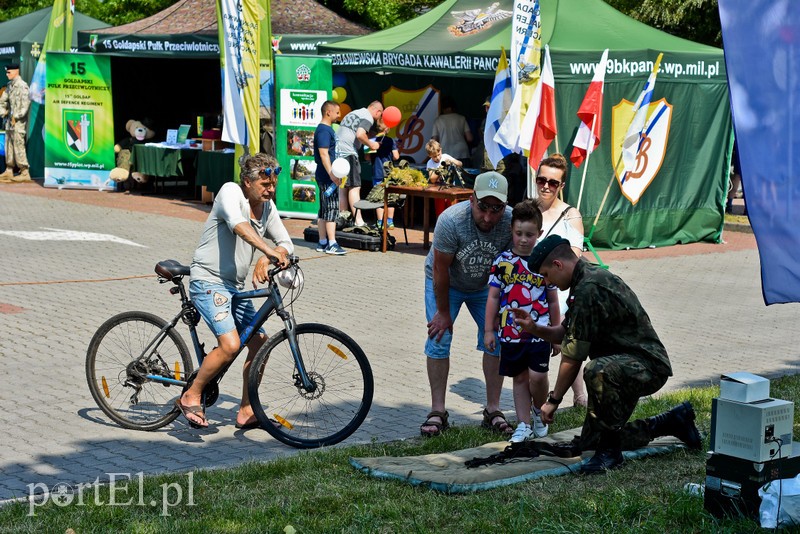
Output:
[{"xmin": 109, "ymin": 119, "xmax": 155, "ymax": 187}]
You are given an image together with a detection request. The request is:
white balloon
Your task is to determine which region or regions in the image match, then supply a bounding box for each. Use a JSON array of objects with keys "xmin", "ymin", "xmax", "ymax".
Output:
[
  {"xmin": 331, "ymin": 158, "xmax": 351, "ymax": 179},
  {"xmin": 276, "ymin": 265, "xmax": 304, "ymax": 289}
]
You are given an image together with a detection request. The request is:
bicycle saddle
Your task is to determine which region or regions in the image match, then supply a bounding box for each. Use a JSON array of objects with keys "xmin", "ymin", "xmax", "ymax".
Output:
[{"xmin": 155, "ymin": 259, "xmax": 190, "ymax": 280}]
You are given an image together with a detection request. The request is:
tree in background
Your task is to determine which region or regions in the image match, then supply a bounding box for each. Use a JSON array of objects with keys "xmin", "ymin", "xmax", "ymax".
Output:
[
  {"xmin": 0, "ymin": 0, "xmax": 179, "ymax": 26},
  {"xmin": 0, "ymin": 0, "xmax": 721, "ymax": 46},
  {"xmin": 607, "ymin": 0, "xmax": 722, "ymax": 47}
]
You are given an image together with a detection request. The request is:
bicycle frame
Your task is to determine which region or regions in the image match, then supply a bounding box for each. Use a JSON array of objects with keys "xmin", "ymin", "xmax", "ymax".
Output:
[{"xmin": 141, "ymin": 261, "xmax": 315, "ymax": 393}]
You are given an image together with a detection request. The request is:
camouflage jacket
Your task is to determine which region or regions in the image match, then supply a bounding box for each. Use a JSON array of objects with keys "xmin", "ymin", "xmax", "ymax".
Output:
[
  {"xmin": 561, "ymin": 259, "xmax": 672, "ymax": 375},
  {"xmin": 0, "ymin": 77, "xmax": 31, "ymax": 130}
]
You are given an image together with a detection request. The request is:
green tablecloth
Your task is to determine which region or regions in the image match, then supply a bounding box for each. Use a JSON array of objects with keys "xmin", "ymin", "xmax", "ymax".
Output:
[
  {"xmin": 130, "ymin": 145, "xmax": 200, "ymax": 177},
  {"xmin": 195, "ymin": 150, "xmax": 235, "ymax": 194}
]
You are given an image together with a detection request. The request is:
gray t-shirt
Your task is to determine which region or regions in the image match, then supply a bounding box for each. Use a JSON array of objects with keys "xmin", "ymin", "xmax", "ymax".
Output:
[
  {"xmin": 190, "ymin": 182, "xmax": 294, "ymax": 289},
  {"xmin": 424, "ymin": 201, "xmax": 512, "ymax": 292},
  {"xmin": 337, "ymin": 108, "xmax": 373, "ymax": 156}
]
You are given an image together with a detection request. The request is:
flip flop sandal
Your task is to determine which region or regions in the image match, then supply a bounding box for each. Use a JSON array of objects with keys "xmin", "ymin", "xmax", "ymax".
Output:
[
  {"xmin": 420, "ymin": 410, "xmax": 450, "ymax": 437},
  {"xmin": 481, "ymin": 409, "xmax": 513, "ymax": 436},
  {"xmin": 175, "ymin": 399, "xmax": 208, "ymax": 429}
]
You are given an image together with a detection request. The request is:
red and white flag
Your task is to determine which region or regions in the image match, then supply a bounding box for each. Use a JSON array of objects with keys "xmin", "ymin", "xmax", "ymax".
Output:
[
  {"xmin": 570, "ymin": 49, "xmax": 609, "ymax": 167},
  {"xmin": 528, "ymin": 45, "xmax": 556, "ymax": 169}
]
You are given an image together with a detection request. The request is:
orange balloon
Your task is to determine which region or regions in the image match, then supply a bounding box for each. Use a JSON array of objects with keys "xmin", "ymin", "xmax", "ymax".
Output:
[
  {"xmin": 383, "ymin": 106, "xmax": 401, "ymax": 128},
  {"xmin": 338, "ymin": 102, "xmax": 352, "ymax": 118}
]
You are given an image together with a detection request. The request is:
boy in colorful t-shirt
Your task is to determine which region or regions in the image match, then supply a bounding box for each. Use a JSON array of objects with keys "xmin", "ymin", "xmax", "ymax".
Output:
[{"xmin": 485, "ymin": 199, "xmax": 560, "ymax": 443}]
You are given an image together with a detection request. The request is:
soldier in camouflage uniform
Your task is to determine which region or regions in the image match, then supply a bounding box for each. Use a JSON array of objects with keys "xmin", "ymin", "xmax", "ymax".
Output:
[
  {"xmin": 512, "ymin": 235, "xmax": 701, "ymax": 474},
  {"xmin": 0, "ymin": 64, "xmax": 31, "ymax": 182}
]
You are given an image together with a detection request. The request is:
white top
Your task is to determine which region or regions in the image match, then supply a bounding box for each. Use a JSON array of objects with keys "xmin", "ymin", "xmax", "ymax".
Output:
[
  {"xmin": 191, "ymin": 182, "xmax": 294, "ymax": 289},
  {"xmin": 427, "ymin": 153, "xmax": 457, "ymax": 171},
  {"xmin": 539, "ymin": 205, "xmax": 583, "ymax": 315}
]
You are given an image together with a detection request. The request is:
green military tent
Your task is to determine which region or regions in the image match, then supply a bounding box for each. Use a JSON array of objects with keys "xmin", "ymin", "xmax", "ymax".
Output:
[
  {"xmin": 320, "ymin": 0, "xmax": 731, "ymax": 250},
  {"xmin": 0, "ymin": 7, "xmax": 109, "ymax": 85}
]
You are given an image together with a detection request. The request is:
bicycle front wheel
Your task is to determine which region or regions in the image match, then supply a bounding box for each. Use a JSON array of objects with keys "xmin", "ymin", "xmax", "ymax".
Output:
[
  {"xmin": 248, "ymin": 323, "xmax": 374, "ymax": 449},
  {"xmin": 86, "ymin": 311, "xmax": 193, "ymax": 431}
]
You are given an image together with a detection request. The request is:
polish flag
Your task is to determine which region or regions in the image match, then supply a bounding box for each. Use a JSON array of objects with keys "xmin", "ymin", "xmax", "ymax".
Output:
[
  {"xmin": 570, "ymin": 49, "xmax": 609, "ymax": 167},
  {"xmin": 528, "ymin": 46, "xmax": 556, "ymax": 169}
]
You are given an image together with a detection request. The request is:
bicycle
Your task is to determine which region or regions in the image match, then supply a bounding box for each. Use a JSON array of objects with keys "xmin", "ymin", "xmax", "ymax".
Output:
[{"xmin": 85, "ymin": 256, "xmax": 374, "ymax": 449}]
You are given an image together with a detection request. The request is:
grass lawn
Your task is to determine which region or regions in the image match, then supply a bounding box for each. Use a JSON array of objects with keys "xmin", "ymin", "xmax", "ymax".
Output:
[{"xmin": 3, "ymin": 377, "xmax": 798, "ymax": 533}]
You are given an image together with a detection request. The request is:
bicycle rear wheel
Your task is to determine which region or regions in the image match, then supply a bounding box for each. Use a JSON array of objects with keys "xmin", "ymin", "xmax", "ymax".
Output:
[
  {"xmin": 248, "ymin": 323, "xmax": 373, "ymax": 449},
  {"xmin": 86, "ymin": 311, "xmax": 193, "ymax": 431}
]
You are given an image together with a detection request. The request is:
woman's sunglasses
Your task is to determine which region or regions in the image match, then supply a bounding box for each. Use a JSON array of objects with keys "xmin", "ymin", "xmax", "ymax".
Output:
[{"xmin": 536, "ymin": 176, "xmax": 562, "ymax": 188}]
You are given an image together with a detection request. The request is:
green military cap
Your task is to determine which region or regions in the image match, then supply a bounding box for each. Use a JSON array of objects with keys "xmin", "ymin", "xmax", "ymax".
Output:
[{"xmin": 528, "ymin": 235, "xmax": 570, "ymax": 272}]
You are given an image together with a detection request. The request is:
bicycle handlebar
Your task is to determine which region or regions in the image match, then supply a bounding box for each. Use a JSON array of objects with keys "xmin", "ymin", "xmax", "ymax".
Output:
[{"xmin": 268, "ymin": 254, "xmax": 300, "ymax": 279}]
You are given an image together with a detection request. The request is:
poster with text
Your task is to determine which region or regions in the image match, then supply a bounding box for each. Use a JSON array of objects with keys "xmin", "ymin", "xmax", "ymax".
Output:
[
  {"xmin": 274, "ymin": 55, "xmax": 331, "ymax": 218},
  {"xmin": 44, "ymin": 52, "xmax": 115, "ymax": 190}
]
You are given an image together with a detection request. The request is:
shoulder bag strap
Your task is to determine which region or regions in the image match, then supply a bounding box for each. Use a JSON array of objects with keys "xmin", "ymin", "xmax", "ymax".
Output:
[{"xmin": 543, "ymin": 205, "xmax": 572, "ymax": 239}]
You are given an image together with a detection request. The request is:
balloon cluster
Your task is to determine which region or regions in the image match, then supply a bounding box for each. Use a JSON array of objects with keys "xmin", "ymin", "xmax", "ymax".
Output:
[{"xmin": 329, "ymin": 73, "xmax": 402, "ymax": 130}]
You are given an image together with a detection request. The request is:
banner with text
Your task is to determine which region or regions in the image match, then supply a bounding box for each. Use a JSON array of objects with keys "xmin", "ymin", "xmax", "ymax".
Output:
[
  {"xmin": 274, "ymin": 55, "xmax": 332, "ymax": 219},
  {"xmin": 44, "ymin": 52, "xmax": 115, "ymax": 190}
]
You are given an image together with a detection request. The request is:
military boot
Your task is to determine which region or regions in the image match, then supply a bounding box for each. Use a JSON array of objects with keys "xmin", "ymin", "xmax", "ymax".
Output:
[
  {"xmin": 647, "ymin": 401, "xmax": 702, "ymax": 450},
  {"xmin": 580, "ymin": 431, "xmax": 624, "ymax": 474},
  {"xmin": 12, "ymin": 167, "xmax": 31, "ymax": 182},
  {"xmin": 0, "ymin": 167, "xmax": 13, "ymax": 182}
]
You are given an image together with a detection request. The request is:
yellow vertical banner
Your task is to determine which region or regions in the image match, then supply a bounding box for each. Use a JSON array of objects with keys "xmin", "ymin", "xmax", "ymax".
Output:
[{"xmin": 217, "ymin": 0, "xmax": 260, "ymax": 153}]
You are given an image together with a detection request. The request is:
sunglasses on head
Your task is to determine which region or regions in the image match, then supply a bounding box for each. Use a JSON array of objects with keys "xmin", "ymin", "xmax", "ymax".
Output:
[
  {"xmin": 261, "ymin": 166, "xmax": 282, "ymax": 177},
  {"xmin": 475, "ymin": 197, "xmax": 506, "ymax": 214},
  {"xmin": 536, "ymin": 176, "xmax": 562, "ymax": 188}
]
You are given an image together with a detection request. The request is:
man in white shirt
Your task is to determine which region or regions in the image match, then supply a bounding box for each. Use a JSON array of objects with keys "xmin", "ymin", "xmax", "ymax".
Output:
[
  {"xmin": 176, "ymin": 153, "xmax": 293, "ymax": 429},
  {"xmin": 336, "ymin": 101, "xmax": 383, "ymax": 226}
]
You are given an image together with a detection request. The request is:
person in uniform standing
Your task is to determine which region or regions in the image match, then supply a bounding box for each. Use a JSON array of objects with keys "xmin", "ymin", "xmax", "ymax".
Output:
[
  {"xmin": 0, "ymin": 64, "xmax": 31, "ymax": 182},
  {"xmin": 511, "ymin": 235, "xmax": 701, "ymax": 473}
]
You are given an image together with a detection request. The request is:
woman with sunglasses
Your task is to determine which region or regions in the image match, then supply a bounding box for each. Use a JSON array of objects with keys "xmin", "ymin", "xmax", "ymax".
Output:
[{"xmin": 535, "ymin": 153, "xmax": 588, "ymax": 407}]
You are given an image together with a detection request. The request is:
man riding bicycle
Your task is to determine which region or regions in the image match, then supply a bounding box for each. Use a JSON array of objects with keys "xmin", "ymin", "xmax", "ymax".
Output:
[{"xmin": 176, "ymin": 153, "xmax": 293, "ymax": 429}]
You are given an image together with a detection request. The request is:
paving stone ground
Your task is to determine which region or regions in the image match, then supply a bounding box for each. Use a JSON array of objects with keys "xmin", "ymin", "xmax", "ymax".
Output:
[{"xmin": 0, "ymin": 183, "xmax": 796, "ymax": 502}]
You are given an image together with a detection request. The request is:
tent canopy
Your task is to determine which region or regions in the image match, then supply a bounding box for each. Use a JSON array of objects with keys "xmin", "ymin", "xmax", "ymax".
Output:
[
  {"xmin": 77, "ymin": 0, "xmax": 369, "ymax": 58},
  {"xmin": 319, "ymin": 0, "xmax": 722, "ymax": 78},
  {"xmin": 0, "ymin": 7, "xmax": 109, "ymax": 82},
  {"xmin": 321, "ymin": 0, "xmax": 730, "ymax": 250}
]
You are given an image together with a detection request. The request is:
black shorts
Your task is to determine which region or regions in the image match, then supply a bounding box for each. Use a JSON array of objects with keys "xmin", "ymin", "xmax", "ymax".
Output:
[
  {"xmin": 344, "ymin": 154, "xmax": 362, "ymax": 187},
  {"xmin": 499, "ymin": 341, "xmax": 551, "ymax": 377},
  {"xmin": 316, "ymin": 182, "xmax": 339, "ymax": 222}
]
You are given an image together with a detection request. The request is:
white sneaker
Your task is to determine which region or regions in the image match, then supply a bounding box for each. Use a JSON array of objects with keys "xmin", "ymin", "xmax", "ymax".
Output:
[
  {"xmin": 532, "ymin": 411, "xmax": 549, "ymax": 438},
  {"xmin": 510, "ymin": 422, "xmax": 534, "ymax": 443}
]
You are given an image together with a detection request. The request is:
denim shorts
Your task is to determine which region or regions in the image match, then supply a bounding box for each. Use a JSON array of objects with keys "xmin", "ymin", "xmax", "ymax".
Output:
[
  {"xmin": 424, "ymin": 277, "xmax": 500, "ymax": 359},
  {"xmin": 189, "ymin": 280, "xmax": 266, "ymax": 338}
]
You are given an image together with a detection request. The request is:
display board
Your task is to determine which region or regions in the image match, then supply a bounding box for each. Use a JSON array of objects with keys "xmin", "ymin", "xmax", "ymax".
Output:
[
  {"xmin": 44, "ymin": 52, "xmax": 115, "ymax": 189},
  {"xmin": 274, "ymin": 55, "xmax": 332, "ymax": 219}
]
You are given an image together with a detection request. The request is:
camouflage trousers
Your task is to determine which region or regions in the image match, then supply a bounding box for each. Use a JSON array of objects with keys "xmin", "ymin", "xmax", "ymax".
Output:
[
  {"xmin": 576, "ymin": 354, "xmax": 670, "ymax": 451},
  {"xmin": 5, "ymin": 124, "xmax": 28, "ymax": 169}
]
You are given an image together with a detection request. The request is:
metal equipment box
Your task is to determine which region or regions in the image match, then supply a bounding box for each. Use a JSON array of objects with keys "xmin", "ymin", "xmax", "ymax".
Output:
[
  {"xmin": 705, "ymin": 449, "xmax": 800, "ymax": 519},
  {"xmin": 710, "ymin": 397, "xmax": 793, "ymax": 462}
]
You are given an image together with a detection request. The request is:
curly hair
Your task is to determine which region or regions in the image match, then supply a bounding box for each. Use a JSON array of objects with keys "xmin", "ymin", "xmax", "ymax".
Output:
[{"xmin": 239, "ymin": 153, "xmax": 279, "ymax": 183}]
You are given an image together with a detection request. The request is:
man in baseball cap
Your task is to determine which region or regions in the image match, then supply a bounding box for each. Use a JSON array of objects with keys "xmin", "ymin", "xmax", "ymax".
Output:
[
  {"xmin": 0, "ymin": 62, "xmax": 32, "ymax": 182},
  {"xmin": 420, "ymin": 171, "xmax": 515, "ymax": 438},
  {"xmin": 511, "ymin": 235, "xmax": 701, "ymax": 474}
]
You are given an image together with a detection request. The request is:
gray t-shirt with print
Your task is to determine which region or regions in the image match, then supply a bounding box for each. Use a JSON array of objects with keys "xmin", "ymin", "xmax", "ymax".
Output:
[
  {"xmin": 424, "ymin": 200, "xmax": 512, "ymax": 292},
  {"xmin": 337, "ymin": 107, "xmax": 373, "ymax": 156}
]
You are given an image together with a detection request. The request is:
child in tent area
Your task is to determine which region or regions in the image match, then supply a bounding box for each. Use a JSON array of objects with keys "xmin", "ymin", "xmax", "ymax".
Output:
[
  {"xmin": 484, "ymin": 199, "xmax": 560, "ymax": 443},
  {"xmin": 367, "ymin": 118, "xmax": 400, "ymax": 229},
  {"xmin": 425, "ymin": 139, "xmax": 463, "ymax": 216}
]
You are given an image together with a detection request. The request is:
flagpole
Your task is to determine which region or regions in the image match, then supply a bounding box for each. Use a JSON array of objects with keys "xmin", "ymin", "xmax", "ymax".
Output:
[
  {"xmin": 581, "ymin": 151, "xmax": 625, "ymax": 270},
  {"xmin": 575, "ymin": 113, "xmax": 597, "ymax": 213}
]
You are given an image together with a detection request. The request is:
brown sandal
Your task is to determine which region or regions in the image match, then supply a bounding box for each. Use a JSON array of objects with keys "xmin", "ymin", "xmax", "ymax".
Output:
[
  {"xmin": 481, "ymin": 409, "xmax": 513, "ymax": 436},
  {"xmin": 420, "ymin": 410, "xmax": 450, "ymax": 437}
]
